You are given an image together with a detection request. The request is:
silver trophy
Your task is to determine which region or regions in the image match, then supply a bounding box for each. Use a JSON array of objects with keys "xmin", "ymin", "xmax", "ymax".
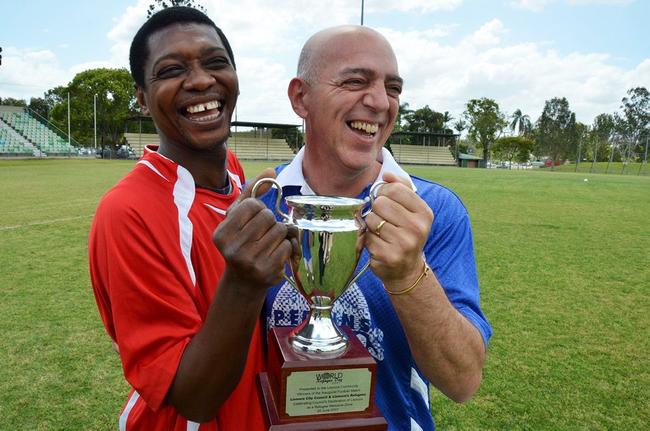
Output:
[{"xmin": 253, "ymin": 178, "xmax": 375, "ymax": 357}]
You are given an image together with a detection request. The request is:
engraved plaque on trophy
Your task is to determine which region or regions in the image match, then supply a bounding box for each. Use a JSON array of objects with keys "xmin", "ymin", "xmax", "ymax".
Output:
[{"xmin": 253, "ymin": 179, "xmax": 387, "ymax": 430}]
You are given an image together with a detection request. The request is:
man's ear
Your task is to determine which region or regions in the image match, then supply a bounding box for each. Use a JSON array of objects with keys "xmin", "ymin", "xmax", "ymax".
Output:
[
  {"xmin": 287, "ymin": 77, "xmax": 309, "ymax": 119},
  {"xmin": 135, "ymin": 85, "xmax": 150, "ymax": 116}
]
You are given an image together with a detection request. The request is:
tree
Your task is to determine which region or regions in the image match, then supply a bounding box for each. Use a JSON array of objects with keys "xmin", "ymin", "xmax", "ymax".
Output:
[
  {"xmin": 403, "ymin": 105, "xmax": 445, "ymax": 134},
  {"xmin": 535, "ymin": 97, "xmax": 577, "ymax": 166},
  {"xmin": 589, "ymin": 113, "xmax": 615, "ymax": 162},
  {"xmin": 451, "ymin": 119, "xmax": 468, "ymax": 158},
  {"xmin": 510, "ymin": 109, "xmax": 532, "ymax": 137},
  {"xmin": 621, "ymin": 87, "xmax": 650, "ymax": 157},
  {"xmin": 442, "ymin": 111, "xmax": 453, "ymax": 132},
  {"xmin": 453, "ymin": 118, "xmax": 467, "ymax": 136},
  {"xmin": 0, "ymin": 97, "xmax": 27, "ymax": 107},
  {"xmin": 49, "ymin": 68, "xmax": 137, "ymax": 147},
  {"xmin": 28, "ymin": 97, "xmax": 49, "ymax": 120},
  {"xmin": 464, "ymin": 98, "xmax": 507, "ymax": 164},
  {"xmin": 393, "ymin": 102, "xmax": 412, "ymax": 133},
  {"xmin": 492, "ymin": 136, "xmax": 534, "ymax": 168},
  {"xmin": 147, "ymin": 0, "xmax": 207, "ymax": 17},
  {"xmin": 573, "ymin": 122, "xmax": 589, "ymax": 167}
]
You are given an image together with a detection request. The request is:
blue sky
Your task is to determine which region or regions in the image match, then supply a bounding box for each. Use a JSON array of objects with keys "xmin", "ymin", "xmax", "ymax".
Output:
[{"xmin": 1, "ymin": 0, "xmax": 648, "ymax": 127}]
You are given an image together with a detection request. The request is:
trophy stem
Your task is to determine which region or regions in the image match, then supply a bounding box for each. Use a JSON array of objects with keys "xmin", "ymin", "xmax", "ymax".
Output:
[{"xmin": 290, "ymin": 295, "xmax": 348, "ymax": 357}]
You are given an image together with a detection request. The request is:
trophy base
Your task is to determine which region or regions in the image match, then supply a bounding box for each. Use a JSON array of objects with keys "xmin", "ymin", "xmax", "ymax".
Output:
[
  {"xmin": 262, "ymin": 326, "xmax": 386, "ymax": 429},
  {"xmin": 258, "ymin": 372, "xmax": 387, "ymax": 430}
]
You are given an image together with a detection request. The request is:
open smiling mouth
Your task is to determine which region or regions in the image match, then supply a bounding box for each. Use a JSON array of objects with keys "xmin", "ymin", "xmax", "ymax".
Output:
[
  {"xmin": 183, "ymin": 100, "xmax": 223, "ymax": 123},
  {"xmin": 348, "ymin": 120, "xmax": 379, "ymax": 137}
]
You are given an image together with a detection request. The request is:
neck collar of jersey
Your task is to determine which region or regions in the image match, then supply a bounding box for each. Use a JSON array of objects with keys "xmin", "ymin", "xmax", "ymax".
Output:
[{"xmin": 276, "ymin": 146, "xmax": 417, "ymax": 196}]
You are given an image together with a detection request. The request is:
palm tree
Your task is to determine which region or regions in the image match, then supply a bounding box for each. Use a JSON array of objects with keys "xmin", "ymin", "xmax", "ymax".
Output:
[
  {"xmin": 453, "ymin": 119, "xmax": 467, "ymax": 135},
  {"xmin": 510, "ymin": 109, "xmax": 532, "ymax": 136},
  {"xmin": 443, "ymin": 111, "xmax": 454, "ymax": 132}
]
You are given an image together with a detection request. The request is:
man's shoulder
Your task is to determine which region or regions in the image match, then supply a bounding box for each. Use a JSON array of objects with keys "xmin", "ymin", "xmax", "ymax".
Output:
[
  {"xmin": 410, "ymin": 175, "xmax": 467, "ymax": 211},
  {"xmin": 97, "ymin": 160, "xmax": 175, "ymax": 218},
  {"xmin": 274, "ymin": 162, "xmax": 290, "ymax": 175}
]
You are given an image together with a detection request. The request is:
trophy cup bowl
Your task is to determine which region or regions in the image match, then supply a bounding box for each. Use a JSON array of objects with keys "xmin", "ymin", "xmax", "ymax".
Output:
[
  {"xmin": 253, "ymin": 178, "xmax": 369, "ymax": 357},
  {"xmin": 284, "ymin": 194, "xmax": 368, "ymax": 356}
]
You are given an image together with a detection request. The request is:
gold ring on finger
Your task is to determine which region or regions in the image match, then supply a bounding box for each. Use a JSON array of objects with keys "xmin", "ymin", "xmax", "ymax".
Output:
[{"xmin": 375, "ymin": 219, "xmax": 387, "ymax": 238}]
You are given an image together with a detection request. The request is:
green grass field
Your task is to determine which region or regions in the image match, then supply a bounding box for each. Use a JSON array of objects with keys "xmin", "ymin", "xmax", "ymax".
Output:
[
  {"xmin": 1, "ymin": 159, "xmax": 648, "ymax": 430},
  {"xmin": 540, "ymin": 161, "xmax": 649, "ymax": 176}
]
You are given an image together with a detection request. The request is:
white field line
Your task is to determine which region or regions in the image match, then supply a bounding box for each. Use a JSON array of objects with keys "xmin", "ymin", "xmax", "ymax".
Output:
[{"xmin": 0, "ymin": 214, "xmax": 94, "ymax": 231}]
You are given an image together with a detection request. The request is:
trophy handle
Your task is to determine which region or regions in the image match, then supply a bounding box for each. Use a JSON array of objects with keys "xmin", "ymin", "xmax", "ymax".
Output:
[
  {"xmin": 251, "ymin": 177, "xmax": 297, "ymax": 289},
  {"xmin": 251, "ymin": 177, "xmax": 290, "ymax": 221},
  {"xmin": 345, "ymin": 180, "xmax": 387, "ymax": 287},
  {"xmin": 369, "ymin": 180, "xmax": 387, "ymax": 206}
]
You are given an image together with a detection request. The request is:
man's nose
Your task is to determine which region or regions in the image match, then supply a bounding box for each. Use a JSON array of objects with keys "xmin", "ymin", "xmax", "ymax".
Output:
[
  {"xmin": 183, "ymin": 66, "xmax": 215, "ymax": 91},
  {"xmin": 362, "ymin": 81, "xmax": 390, "ymax": 112}
]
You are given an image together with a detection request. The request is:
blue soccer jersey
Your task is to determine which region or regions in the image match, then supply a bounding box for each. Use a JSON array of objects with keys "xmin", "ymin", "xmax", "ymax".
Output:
[{"xmin": 261, "ymin": 148, "xmax": 492, "ymax": 431}]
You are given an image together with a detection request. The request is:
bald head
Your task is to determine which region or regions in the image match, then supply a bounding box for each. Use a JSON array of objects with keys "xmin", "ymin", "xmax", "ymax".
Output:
[{"xmin": 297, "ymin": 25, "xmax": 396, "ymax": 84}]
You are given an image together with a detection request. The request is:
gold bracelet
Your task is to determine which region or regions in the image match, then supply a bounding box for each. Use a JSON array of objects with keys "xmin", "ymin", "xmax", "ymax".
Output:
[{"xmin": 385, "ymin": 262, "xmax": 429, "ymax": 296}]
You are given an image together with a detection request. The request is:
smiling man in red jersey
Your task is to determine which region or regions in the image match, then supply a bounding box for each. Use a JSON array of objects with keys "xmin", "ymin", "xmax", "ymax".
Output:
[{"xmin": 88, "ymin": 7, "xmax": 296, "ymax": 430}]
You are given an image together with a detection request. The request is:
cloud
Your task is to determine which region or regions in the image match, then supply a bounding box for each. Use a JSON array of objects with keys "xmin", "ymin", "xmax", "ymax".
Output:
[
  {"xmin": 464, "ymin": 19, "xmax": 507, "ymax": 46},
  {"xmin": 367, "ymin": 0, "xmax": 464, "ymax": 13},
  {"xmin": 107, "ymin": 0, "xmax": 150, "ymax": 66},
  {"xmin": 0, "ymin": 47, "xmax": 70, "ymax": 100},
  {"xmin": 382, "ymin": 21, "xmax": 649, "ymax": 125},
  {"xmin": 99, "ymin": 2, "xmax": 646, "ymax": 125},
  {"xmin": 510, "ymin": 0, "xmax": 635, "ymax": 12},
  {"xmin": 235, "ymin": 56, "xmax": 298, "ymax": 124},
  {"xmin": 3, "ymin": 0, "xmax": 646, "ymax": 128}
]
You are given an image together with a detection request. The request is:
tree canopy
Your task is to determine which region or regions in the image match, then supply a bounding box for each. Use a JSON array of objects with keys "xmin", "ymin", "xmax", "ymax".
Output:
[
  {"xmin": 48, "ymin": 68, "xmax": 137, "ymax": 147},
  {"xmin": 535, "ymin": 97, "xmax": 577, "ymax": 164},
  {"xmin": 464, "ymin": 98, "xmax": 507, "ymax": 163},
  {"xmin": 492, "ymin": 136, "xmax": 535, "ymax": 166},
  {"xmin": 147, "ymin": 0, "xmax": 207, "ymax": 17}
]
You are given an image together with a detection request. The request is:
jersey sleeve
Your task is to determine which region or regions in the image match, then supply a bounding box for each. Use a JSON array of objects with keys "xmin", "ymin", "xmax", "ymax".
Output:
[
  {"xmin": 421, "ymin": 186, "xmax": 493, "ymax": 347},
  {"xmin": 89, "ymin": 192, "xmax": 202, "ymax": 412}
]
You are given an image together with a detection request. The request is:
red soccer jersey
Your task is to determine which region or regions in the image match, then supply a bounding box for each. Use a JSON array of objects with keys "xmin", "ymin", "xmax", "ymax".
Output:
[{"xmin": 89, "ymin": 146, "xmax": 265, "ymax": 430}]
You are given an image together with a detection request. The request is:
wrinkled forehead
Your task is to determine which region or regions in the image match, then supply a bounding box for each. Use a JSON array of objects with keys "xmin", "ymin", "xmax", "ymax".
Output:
[
  {"xmin": 319, "ymin": 31, "xmax": 400, "ymax": 78},
  {"xmin": 146, "ymin": 23, "xmax": 226, "ymax": 61}
]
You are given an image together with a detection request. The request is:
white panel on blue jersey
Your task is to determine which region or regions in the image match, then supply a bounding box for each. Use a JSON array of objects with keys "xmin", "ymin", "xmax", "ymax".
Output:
[
  {"xmin": 410, "ymin": 417, "xmax": 424, "ymax": 431},
  {"xmin": 410, "ymin": 367, "xmax": 429, "ymax": 408}
]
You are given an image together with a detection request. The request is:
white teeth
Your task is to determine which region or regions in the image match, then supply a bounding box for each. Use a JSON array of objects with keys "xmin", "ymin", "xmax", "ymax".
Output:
[
  {"xmin": 205, "ymin": 100, "xmax": 220, "ymax": 110},
  {"xmin": 187, "ymin": 104, "xmax": 205, "ymax": 114},
  {"xmin": 350, "ymin": 121, "xmax": 379, "ymax": 134},
  {"xmin": 186, "ymin": 100, "xmax": 221, "ymax": 114}
]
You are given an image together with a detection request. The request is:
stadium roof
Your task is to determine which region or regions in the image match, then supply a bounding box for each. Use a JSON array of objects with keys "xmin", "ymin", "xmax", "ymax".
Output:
[
  {"xmin": 126, "ymin": 115, "xmax": 301, "ymax": 130},
  {"xmin": 232, "ymin": 121, "xmax": 300, "ymax": 129},
  {"xmin": 390, "ymin": 130, "xmax": 459, "ymax": 138}
]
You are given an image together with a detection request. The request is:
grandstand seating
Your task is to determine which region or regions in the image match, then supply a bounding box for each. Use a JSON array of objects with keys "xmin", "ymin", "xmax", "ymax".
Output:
[
  {"xmin": 123, "ymin": 133, "xmax": 159, "ymax": 157},
  {"xmin": 0, "ymin": 108, "xmax": 75, "ymax": 156},
  {"xmin": 121, "ymin": 133, "xmax": 456, "ymax": 166},
  {"xmin": 390, "ymin": 144, "xmax": 456, "ymax": 166},
  {"xmin": 0, "ymin": 126, "xmax": 33, "ymax": 156},
  {"xmin": 124, "ymin": 132, "xmax": 296, "ymax": 161},
  {"xmin": 227, "ymin": 135, "xmax": 295, "ymax": 160}
]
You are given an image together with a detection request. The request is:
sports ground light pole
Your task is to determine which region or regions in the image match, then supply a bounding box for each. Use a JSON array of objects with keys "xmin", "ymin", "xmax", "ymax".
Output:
[
  {"xmin": 360, "ymin": 0, "xmax": 364, "ymax": 25},
  {"xmin": 67, "ymin": 92, "xmax": 71, "ymax": 147},
  {"xmin": 94, "ymin": 94, "xmax": 97, "ymax": 151}
]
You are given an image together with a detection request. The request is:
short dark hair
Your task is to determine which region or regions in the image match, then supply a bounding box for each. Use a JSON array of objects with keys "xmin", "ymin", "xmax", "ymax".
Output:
[{"xmin": 129, "ymin": 6, "xmax": 236, "ymax": 88}]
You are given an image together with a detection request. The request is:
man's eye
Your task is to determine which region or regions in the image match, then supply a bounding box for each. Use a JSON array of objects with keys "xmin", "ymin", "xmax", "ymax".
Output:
[
  {"xmin": 343, "ymin": 79, "xmax": 366, "ymax": 87},
  {"xmin": 387, "ymin": 85, "xmax": 402, "ymax": 97},
  {"xmin": 156, "ymin": 65, "xmax": 184, "ymax": 78},
  {"xmin": 205, "ymin": 57, "xmax": 229, "ymax": 69}
]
